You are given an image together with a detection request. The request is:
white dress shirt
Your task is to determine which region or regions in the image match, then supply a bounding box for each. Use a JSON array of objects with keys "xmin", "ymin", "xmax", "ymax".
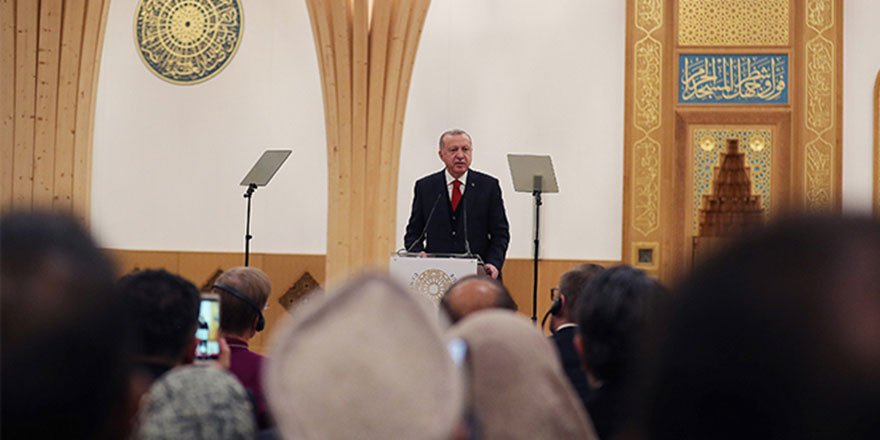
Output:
[{"xmin": 445, "ymin": 169, "xmax": 468, "ymax": 200}]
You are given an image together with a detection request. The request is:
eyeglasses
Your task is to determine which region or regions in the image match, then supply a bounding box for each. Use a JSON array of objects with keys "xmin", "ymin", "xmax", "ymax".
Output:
[{"xmin": 550, "ymin": 287, "xmax": 560, "ymax": 300}]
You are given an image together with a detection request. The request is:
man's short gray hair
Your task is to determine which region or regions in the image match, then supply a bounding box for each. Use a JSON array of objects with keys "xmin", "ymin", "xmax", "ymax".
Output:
[{"xmin": 438, "ymin": 129, "xmax": 472, "ymax": 149}]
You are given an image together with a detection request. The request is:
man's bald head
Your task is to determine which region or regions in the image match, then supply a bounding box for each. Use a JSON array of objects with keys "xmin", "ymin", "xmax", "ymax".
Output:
[{"xmin": 440, "ymin": 275, "xmax": 517, "ymax": 323}]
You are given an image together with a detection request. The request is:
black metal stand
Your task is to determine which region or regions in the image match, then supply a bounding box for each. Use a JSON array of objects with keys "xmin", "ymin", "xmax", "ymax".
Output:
[
  {"xmin": 243, "ymin": 183, "xmax": 257, "ymax": 267},
  {"xmin": 530, "ymin": 187, "xmax": 542, "ymax": 324}
]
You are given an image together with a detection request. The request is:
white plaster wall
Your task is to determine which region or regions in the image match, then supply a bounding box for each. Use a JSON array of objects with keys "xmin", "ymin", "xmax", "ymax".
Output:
[
  {"xmin": 92, "ymin": 0, "xmax": 328, "ymax": 253},
  {"xmin": 397, "ymin": 0, "xmax": 626, "ymax": 260},
  {"xmin": 93, "ymin": 0, "xmax": 626, "ymax": 259},
  {"xmin": 843, "ymin": 0, "xmax": 880, "ymax": 212}
]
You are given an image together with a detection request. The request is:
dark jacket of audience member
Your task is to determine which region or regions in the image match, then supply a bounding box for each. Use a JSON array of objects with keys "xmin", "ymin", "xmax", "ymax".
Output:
[
  {"xmin": 576, "ymin": 265, "xmax": 670, "ymax": 440},
  {"xmin": 549, "ymin": 264, "xmax": 605, "ymax": 412},
  {"xmin": 1, "ymin": 212, "xmax": 131, "ymax": 439},
  {"xmin": 117, "ymin": 269, "xmax": 200, "ymax": 383},
  {"xmin": 644, "ymin": 216, "xmax": 880, "ymax": 440}
]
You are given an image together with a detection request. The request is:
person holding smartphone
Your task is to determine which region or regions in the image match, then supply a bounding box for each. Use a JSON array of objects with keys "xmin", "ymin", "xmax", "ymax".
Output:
[{"xmin": 211, "ymin": 267, "xmax": 273, "ymax": 430}]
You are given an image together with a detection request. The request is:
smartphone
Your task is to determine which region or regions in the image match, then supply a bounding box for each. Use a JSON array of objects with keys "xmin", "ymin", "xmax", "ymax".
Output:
[{"xmin": 194, "ymin": 293, "xmax": 221, "ymax": 362}]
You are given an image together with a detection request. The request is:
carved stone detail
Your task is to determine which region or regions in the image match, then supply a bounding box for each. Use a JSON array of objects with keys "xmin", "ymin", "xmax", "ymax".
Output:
[
  {"xmin": 806, "ymin": 37, "xmax": 834, "ymax": 135},
  {"xmin": 631, "ymin": 0, "xmax": 663, "ymax": 240},
  {"xmin": 678, "ymin": 0, "xmax": 789, "ymax": 46},
  {"xmin": 803, "ymin": 0, "xmax": 836, "ymax": 211},
  {"xmin": 633, "ymin": 137, "xmax": 661, "ymax": 236},
  {"xmin": 634, "ymin": 37, "xmax": 662, "ymax": 134},
  {"xmin": 806, "ymin": 138, "xmax": 833, "ymax": 211}
]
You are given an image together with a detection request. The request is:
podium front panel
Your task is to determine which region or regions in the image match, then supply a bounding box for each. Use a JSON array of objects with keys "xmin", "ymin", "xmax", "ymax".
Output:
[{"xmin": 389, "ymin": 256, "xmax": 479, "ymax": 307}]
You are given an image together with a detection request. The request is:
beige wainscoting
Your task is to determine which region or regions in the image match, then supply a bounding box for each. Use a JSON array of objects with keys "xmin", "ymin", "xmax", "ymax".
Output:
[{"xmin": 107, "ymin": 249, "xmax": 617, "ymax": 354}]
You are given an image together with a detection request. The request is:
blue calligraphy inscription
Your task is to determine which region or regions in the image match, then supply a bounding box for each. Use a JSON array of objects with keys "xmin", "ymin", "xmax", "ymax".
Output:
[{"xmin": 679, "ymin": 54, "xmax": 788, "ymax": 104}]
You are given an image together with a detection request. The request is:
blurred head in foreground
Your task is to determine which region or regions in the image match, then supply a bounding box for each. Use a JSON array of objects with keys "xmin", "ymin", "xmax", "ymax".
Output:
[
  {"xmin": 448, "ymin": 310, "xmax": 598, "ymax": 440},
  {"xmin": 440, "ymin": 275, "xmax": 518, "ymax": 324},
  {"xmin": 134, "ymin": 365, "xmax": 255, "ymax": 440},
  {"xmin": 645, "ymin": 216, "xmax": 880, "ymax": 440},
  {"xmin": 575, "ymin": 265, "xmax": 670, "ymax": 440},
  {"xmin": 1, "ymin": 211, "xmax": 129, "ymax": 439},
  {"xmin": 265, "ymin": 274, "xmax": 463, "ymax": 439}
]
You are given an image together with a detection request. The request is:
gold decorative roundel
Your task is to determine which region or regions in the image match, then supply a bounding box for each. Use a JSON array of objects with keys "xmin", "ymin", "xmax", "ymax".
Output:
[
  {"xmin": 413, "ymin": 269, "xmax": 454, "ymax": 302},
  {"xmin": 135, "ymin": 0, "xmax": 243, "ymax": 84}
]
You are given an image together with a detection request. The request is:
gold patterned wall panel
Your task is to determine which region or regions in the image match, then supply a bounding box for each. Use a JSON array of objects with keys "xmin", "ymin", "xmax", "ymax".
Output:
[
  {"xmin": 803, "ymin": 0, "xmax": 839, "ymax": 211},
  {"xmin": 626, "ymin": 0, "xmax": 843, "ymax": 282},
  {"xmin": 630, "ymin": 0, "xmax": 664, "ymax": 242},
  {"xmin": 677, "ymin": 0, "xmax": 790, "ymax": 46}
]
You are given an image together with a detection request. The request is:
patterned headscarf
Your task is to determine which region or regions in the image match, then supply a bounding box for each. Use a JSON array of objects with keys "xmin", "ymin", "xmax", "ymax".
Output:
[{"xmin": 135, "ymin": 365, "xmax": 255, "ymax": 440}]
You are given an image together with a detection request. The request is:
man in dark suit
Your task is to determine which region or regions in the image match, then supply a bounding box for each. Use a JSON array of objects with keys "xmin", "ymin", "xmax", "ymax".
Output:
[
  {"xmin": 549, "ymin": 264, "xmax": 605, "ymax": 413},
  {"xmin": 404, "ymin": 129, "xmax": 510, "ymax": 279}
]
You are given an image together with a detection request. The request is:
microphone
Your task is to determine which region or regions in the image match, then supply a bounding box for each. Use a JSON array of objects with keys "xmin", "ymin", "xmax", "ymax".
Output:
[
  {"xmin": 460, "ymin": 186, "xmax": 485, "ymax": 269},
  {"xmin": 462, "ymin": 190, "xmax": 473, "ymax": 257},
  {"xmin": 405, "ymin": 192, "xmax": 443, "ymax": 253}
]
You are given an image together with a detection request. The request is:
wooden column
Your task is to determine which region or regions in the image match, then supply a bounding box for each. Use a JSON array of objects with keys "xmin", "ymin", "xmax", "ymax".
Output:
[
  {"xmin": 0, "ymin": 0, "xmax": 111, "ymax": 223},
  {"xmin": 305, "ymin": 0, "xmax": 431, "ymax": 283}
]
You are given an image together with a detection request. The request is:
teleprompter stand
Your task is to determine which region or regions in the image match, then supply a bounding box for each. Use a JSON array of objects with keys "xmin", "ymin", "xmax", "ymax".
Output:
[
  {"xmin": 508, "ymin": 154, "xmax": 559, "ymax": 324},
  {"xmin": 239, "ymin": 150, "xmax": 292, "ymax": 266}
]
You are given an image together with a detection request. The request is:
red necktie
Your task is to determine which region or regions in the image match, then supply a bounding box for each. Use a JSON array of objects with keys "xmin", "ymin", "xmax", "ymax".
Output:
[{"xmin": 451, "ymin": 180, "xmax": 462, "ymax": 211}]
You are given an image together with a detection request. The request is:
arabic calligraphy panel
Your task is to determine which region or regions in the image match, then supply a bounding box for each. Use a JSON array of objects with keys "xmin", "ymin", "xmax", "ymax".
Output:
[
  {"xmin": 692, "ymin": 128, "xmax": 772, "ymax": 234},
  {"xmin": 679, "ymin": 54, "xmax": 788, "ymax": 105}
]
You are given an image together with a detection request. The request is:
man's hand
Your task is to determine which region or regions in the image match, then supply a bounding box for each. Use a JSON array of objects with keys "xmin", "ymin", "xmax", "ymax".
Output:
[{"xmin": 484, "ymin": 263, "xmax": 499, "ymax": 279}]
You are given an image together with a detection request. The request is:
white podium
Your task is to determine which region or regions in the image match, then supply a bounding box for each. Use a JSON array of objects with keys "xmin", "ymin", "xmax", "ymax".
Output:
[{"xmin": 389, "ymin": 254, "xmax": 480, "ymax": 307}]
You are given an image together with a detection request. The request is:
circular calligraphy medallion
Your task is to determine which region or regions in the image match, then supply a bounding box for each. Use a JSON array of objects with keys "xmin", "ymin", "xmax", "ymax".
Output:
[
  {"xmin": 135, "ymin": 0, "xmax": 243, "ymax": 84},
  {"xmin": 413, "ymin": 269, "xmax": 454, "ymax": 303}
]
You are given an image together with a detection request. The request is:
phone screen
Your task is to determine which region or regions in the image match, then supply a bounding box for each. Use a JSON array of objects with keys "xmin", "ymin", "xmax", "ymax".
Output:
[{"xmin": 195, "ymin": 293, "xmax": 221, "ymax": 362}]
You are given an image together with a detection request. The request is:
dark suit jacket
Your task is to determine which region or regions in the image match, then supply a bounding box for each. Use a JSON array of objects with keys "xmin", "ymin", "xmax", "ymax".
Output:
[
  {"xmin": 403, "ymin": 169, "xmax": 510, "ymax": 270},
  {"xmin": 550, "ymin": 325, "xmax": 592, "ymax": 412}
]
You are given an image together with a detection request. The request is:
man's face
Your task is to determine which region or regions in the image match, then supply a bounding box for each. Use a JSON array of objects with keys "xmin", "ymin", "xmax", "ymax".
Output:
[{"xmin": 439, "ymin": 133, "xmax": 472, "ymax": 178}]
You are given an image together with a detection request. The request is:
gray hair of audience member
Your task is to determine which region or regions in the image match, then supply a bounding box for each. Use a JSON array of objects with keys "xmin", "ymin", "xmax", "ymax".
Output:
[
  {"xmin": 134, "ymin": 365, "xmax": 255, "ymax": 440},
  {"xmin": 645, "ymin": 216, "xmax": 880, "ymax": 440},
  {"xmin": 448, "ymin": 310, "xmax": 598, "ymax": 440},
  {"xmin": 1, "ymin": 211, "xmax": 129, "ymax": 439},
  {"xmin": 265, "ymin": 273, "xmax": 464, "ymax": 440},
  {"xmin": 440, "ymin": 275, "xmax": 518, "ymax": 323}
]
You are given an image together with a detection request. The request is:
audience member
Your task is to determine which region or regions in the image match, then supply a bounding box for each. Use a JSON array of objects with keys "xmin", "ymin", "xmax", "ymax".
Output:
[
  {"xmin": 211, "ymin": 266, "xmax": 273, "ymax": 429},
  {"xmin": 134, "ymin": 365, "xmax": 255, "ymax": 440},
  {"xmin": 548, "ymin": 263, "xmax": 605, "ymax": 411},
  {"xmin": 1, "ymin": 211, "xmax": 130, "ymax": 439},
  {"xmin": 265, "ymin": 274, "xmax": 464, "ymax": 439},
  {"xmin": 117, "ymin": 269, "xmax": 201, "ymax": 383},
  {"xmin": 448, "ymin": 310, "xmax": 598, "ymax": 440},
  {"xmin": 440, "ymin": 274, "xmax": 518, "ymax": 323},
  {"xmin": 644, "ymin": 216, "xmax": 880, "ymax": 440},
  {"xmin": 576, "ymin": 265, "xmax": 670, "ymax": 440}
]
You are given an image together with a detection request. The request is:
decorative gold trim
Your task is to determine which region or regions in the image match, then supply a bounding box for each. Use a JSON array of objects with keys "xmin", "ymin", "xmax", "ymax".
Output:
[
  {"xmin": 803, "ymin": 0, "xmax": 836, "ymax": 211},
  {"xmin": 677, "ymin": 0, "xmax": 790, "ymax": 47},
  {"xmin": 632, "ymin": 242, "xmax": 660, "ymax": 271},
  {"xmin": 631, "ymin": 0, "xmax": 663, "ymax": 236}
]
